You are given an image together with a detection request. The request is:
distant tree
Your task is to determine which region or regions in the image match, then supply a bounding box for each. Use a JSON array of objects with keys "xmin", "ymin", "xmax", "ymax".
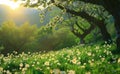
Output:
[{"xmin": 0, "ymin": 21, "xmax": 37, "ymax": 54}]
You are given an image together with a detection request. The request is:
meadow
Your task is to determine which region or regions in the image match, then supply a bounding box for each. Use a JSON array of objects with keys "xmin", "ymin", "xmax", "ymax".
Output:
[
  {"xmin": 0, "ymin": 43, "xmax": 120, "ymax": 74},
  {"xmin": 0, "ymin": 0, "xmax": 120, "ymax": 74}
]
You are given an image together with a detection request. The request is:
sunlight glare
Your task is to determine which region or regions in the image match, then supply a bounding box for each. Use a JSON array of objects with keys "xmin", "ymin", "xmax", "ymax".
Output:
[{"xmin": 0, "ymin": 0, "xmax": 20, "ymax": 10}]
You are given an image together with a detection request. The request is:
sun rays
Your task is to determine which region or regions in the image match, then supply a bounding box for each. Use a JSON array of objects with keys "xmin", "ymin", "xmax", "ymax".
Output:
[{"xmin": 0, "ymin": 0, "xmax": 20, "ymax": 10}]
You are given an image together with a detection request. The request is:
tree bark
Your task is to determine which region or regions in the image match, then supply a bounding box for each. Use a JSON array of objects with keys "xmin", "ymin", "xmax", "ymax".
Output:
[
  {"xmin": 102, "ymin": 0, "xmax": 120, "ymax": 49},
  {"xmin": 113, "ymin": 13, "xmax": 120, "ymax": 49},
  {"xmin": 97, "ymin": 20, "xmax": 112, "ymax": 44}
]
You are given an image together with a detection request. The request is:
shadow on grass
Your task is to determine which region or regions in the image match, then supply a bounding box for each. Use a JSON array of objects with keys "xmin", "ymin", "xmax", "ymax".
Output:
[{"xmin": 112, "ymin": 48, "xmax": 120, "ymax": 54}]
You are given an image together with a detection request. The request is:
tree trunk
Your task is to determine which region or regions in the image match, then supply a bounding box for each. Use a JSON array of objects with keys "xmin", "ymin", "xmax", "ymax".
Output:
[
  {"xmin": 97, "ymin": 20, "xmax": 112, "ymax": 44},
  {"xmin": 80, "ymin": 38, "xmax": 85, "ymax": 44},
  {"xmin": 113, "ymin": 13, "xmax": 120, "ymax": 50},
  {"xmin": 103, "ymin": 0, "xmax": 120, "ymax": 50}
]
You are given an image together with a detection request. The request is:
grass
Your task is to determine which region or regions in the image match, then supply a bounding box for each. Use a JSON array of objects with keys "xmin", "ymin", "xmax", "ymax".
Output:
[{"xmin": 0, "ymin": 43, "xmax": 120, "ymax": 74}]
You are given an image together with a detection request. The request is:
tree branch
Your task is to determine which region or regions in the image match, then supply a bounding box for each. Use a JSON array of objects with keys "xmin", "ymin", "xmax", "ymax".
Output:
[{"xmin": 75, "ymin": 22, "xmax": 85, "ymax": 32}]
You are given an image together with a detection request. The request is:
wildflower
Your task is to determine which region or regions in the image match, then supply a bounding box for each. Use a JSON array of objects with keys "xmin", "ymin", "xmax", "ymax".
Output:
[
  {"xmin": 37, "ymin": 62, "xmax": 40, "ymax": 65},
  {"xmin": 28, "ymin": 52, "xmax": 31, "ymax": 54},
  {"xmin": 47, "ymin": 67, "xmax": 50, "ymax": 70},
  {"xmin": 0, "ymin": 67, "xmax": 3, "ymax": 71},
  {"xmin": 101, "ymin": 58, "xmax": 105, "ymax": 62},
  {"xmin": 22, "ymin": 71, "xmax": 26, "ymax": 74},
  {"xmin": 36, "ymin": 67, "xmax": 42, "ymax": 71},
  {"xmin": 88, "ymin": 60, "xmax": 91, "ymax": 63},
  {"xmin": 80, "ymin": 65, "xmax": 85, "ymax": 69},
  {"xmin": 90, "ymin": 62, "xmax": 94, "ymax": 66},
  {"xmin": 95, "ymin": 46, "xmax": 99, "ymax": 49},
  {"xmin": 50, "ymin": 69, "xmax": 53, "ymax": 74},
  {"xmin": 19, "ymin": 67, "xmax": 22, "ymax": 70},
  {"xmin": 77, "ymin": 52, "xmax": 81, "ymax": 55},
  {"xmin": 3, "ymin": 70, "xmax": 6, "ymax": 73},
  {"xmin": 87, "ymin": 52, "xmax": 92, "ymax": 56},
  {"xmin": 14, "ymin": 72, "xmax": 19, "ymax": 74},
  {"xmin": 78, "ymin": 57, "xmax": 81, "ymax": 60},
  {"xmin": 108, "ymin": 45, "xmax": 111, "ymax": 48},
  {"xmin": 77, "ymin": 62, "xmax": 81, "ymax": 65},
  {"xmin": 6, "ymin": 70, "xmax": 12, "ymax": 74},
  {"xmin": 14, "ymin": 51, "xmax": 18, "ymax": 54},
  {"xmin": 68, "ymin": 70, "xmax": 75, "ymax": 74},
  {"xmin": 105, "ymin": 41, "xmax": 107, "ymax": 44},
  {"xmin": 32, "ymin": 64, "xmax": 35, "ymax": 67},
  {"xmin": 65, "ymin": 63, "xmax": 68, "ymax": 65},
  {"xmin": 118, "ymin": 58, "xmax": 120, "ymax": 63},
  {"xmin": 83, "ymin": 63, "xmax": 86, "ymax": 65},
  {"xmin": 92, "ymin": 59, "xmax": 94, "ymax": 62},
  {"xmin": 57, "ymin": 62, "xmax": 61, "ymax": 66},
  {"xmin": 53, "ymin": 69, "xmax": 60, "ymax": 74},
  {"xmin": 22, "ymin": 68, "xmax": 27, "ymax": 71},
  {"xmin": 44, "ymin": 61, "xmax": 50, "ymax": 66},
  {"xmin": 71, "ymin": 58, "xmax": 77, "ymax": 64},
  {"xmin": 19, "ymin": 63, "xmax": 23, "ymax": 67},
  {"xmin": 85, "ymin": 72, "xmax": 91, "ymax": 74},
  {"xmin": 25, "ymin": 64, "xmax": 30, "ymax": 68},
  {"xmin": 88, "ymin": 60, "xmax": 94, "ymax": 66}
]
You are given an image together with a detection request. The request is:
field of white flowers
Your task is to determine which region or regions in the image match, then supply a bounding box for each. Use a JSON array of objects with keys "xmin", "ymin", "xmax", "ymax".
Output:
[{"xmin": 0, "ymin": 44, "xmax": 120, "ymax": 74}]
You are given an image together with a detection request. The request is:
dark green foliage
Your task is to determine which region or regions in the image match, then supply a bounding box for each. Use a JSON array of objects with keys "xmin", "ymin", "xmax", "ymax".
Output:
[{"xmin": 36, "ymin": 25, "xmax": 79, "ymax": 50}]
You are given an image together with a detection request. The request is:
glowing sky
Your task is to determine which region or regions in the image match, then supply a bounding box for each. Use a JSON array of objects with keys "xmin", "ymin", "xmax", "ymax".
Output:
[{"xmin": 0, "ymin": 0, "xmax": 21, "ymax": 10}]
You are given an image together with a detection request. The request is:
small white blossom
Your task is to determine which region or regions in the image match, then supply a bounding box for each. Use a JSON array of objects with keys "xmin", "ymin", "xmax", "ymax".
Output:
[
  {"xmin": 85, "ymin": 72, "xmax": 91, "ymax": 74},
  {"xmin": 44, "ymin": 61, "xmax": 50, "ymax": 66},
  {"xmin": 25, "ymin": 64, "xmax": 30, "ymax": 68},
  {"xmin": 0, "ymin": 67, "xmax": 3, "ymax": 71},
  {"xmin": 19, "ymin": 63, "xmax": 23, "ymax": 67},
  {"xmin": 71, "ymin": 58, "xmax": 77, "ymax": 64},
  {"xmin": 68, "ymin": 70, "xmax": 75, "ymax": 74},
  {"xmin": 118, "ymin": 58, "xmax": 120, "ymax": 63},
  {"xmin": 87, "ymin": 52, "xmax": 92, "ymax": 56}
]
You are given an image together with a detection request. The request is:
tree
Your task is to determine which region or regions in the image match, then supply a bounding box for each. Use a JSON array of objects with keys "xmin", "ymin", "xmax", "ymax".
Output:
[
  {"xmin": 21, "ymin": 0, "xmax": 112, "ymax": 42},
  {"xmin": 50, "ymin": 0, "xmax": 112, "ymax": 44},
  {"xmin": 17, "ymin": 0, "xmax": 119, "ymax": 51},
  {"xmin": 75, "ymin": 0, "xmax": 120, "ymax": 50}
]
